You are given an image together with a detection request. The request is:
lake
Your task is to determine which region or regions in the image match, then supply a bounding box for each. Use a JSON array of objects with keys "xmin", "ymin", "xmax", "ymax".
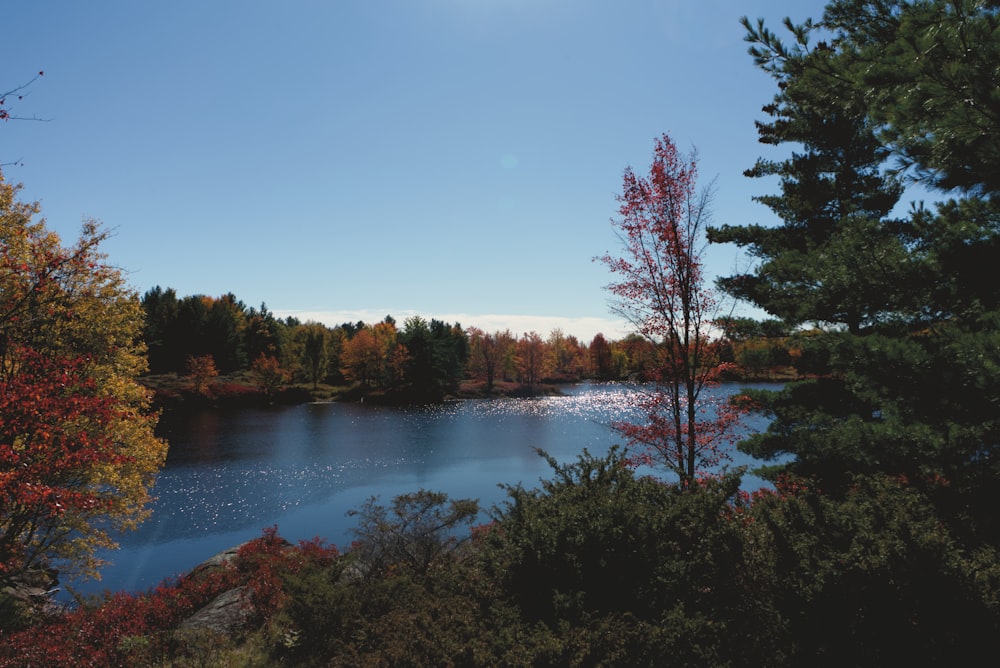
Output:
[{"xmin": 75, "ymin": 382, "xmax": 780, "ymax": 597}]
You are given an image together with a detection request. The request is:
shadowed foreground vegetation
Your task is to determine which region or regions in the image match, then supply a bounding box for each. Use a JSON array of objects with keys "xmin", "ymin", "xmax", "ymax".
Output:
[{"xmin": 2, "ymin": 448, "xmax": 997, "ymax": 666}]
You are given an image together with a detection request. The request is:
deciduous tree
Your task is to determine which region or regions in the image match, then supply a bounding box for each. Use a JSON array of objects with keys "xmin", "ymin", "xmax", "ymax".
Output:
[
  {"xmin": 598, "ymin": 134, "xmax": 743, "ymax": 482},
  {"xmin": 185, "ymin": 354, "xmax": 218, "ymax": 395},
  {"xmin": 251, "ymin": 353, "xmax": 290, "ymax": 398},
  {"xmin": 340, "ymin": 322, "xmax": 397, "ymax": 389},
  {"xmin": 588, "ymin": 333, "xmax": 614, "ymax": 381},
  {"xmin": 515, "ymin": 331, "xmax": 544, "ymax": 391},
  {"xmin": 294, "ymin": 322, "xmax": 331, "ymax": 389},
  {"xmin": 468, "ymin": 328, "xmax": 516, "ymax": 393},
  {"xmin": 0, "ymin": 171, "xmax": 166, "ymax": 584},
  {"xmin": 0, "ymin": 351, "xmax": 127, "ymax": 585}
]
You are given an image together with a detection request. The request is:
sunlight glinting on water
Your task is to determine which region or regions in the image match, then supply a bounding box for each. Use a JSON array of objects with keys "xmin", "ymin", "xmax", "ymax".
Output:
[
  {"xmin": 79, "ymin": 383, "xmax": 783, "ymax": 597},
  {"xmin": 467, "ymin": 384, "xmax": 643, "ymax": 422},
  {"xmin": 147, "ymin": 457, "xmax": 414, "ymax": 536}
]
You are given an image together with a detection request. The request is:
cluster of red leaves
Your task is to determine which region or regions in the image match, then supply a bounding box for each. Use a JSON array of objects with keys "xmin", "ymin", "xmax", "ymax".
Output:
[
  {"xmin": 618, "ymin": 385, "xmax": 750, "ymax": 476},
  {"xmin": 0, "ymin": 528, "xmax": 339, "ymax": 667},
  {"xmin": 205, "ymin": 381, "xmax": 259, "ymax": 401},
  {"xmin": 0, "ymin": 573, "xmax": 232, "ymax": 666},
  {"xmin": 234, "ymin": 526, "xmax": 339, "ymax": 616},
  {"xmin": 0, "ymin": 349, "xmax": 129, "ymax": 576}
]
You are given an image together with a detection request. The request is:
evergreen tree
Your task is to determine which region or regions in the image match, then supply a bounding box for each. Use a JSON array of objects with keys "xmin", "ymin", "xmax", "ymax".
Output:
[
  {"xmin": 823, "ymin": 0, "xmax": 1000, "ymax": 193},
  {"xmin": 712, "ymin": 0, "xmax": 1000, "ymax": 547}
]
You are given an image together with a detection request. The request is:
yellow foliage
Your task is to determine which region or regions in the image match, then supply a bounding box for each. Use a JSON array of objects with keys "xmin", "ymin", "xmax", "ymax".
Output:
[{"xmin": 0, "ymin": 170, "xmax": 167, "ymax": 582}]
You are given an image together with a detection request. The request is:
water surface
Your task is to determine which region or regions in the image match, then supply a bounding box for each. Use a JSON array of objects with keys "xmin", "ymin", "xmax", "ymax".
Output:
[{"xmin": 79, "ymin": 382, "xmax": 779, "ymax": 596}]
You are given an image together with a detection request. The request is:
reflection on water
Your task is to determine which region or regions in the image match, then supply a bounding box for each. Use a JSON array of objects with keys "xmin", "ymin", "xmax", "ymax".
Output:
[{"xmin": 79, "ymin": 382, "xmax": 780, "ymax": 596}]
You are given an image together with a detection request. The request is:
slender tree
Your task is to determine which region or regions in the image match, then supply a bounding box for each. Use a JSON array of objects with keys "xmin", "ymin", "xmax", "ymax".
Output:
[
  {"xmin": 598, "ymin": 134, "xmax": 743, "ymax": 483},
  {"xmin": 515, "ymin": 331, "xmax": 544, "ymax": 391}
]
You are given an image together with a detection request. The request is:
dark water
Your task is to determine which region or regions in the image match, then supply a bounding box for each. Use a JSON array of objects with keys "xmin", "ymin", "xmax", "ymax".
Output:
[{"xmin": 77, "ymin": 382, "xmax": 780, "ymax": 597}]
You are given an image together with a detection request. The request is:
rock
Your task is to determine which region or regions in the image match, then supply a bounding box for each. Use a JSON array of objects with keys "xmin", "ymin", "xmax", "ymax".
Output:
[
  {"xmin": 3, "ymin": 567, "xmax": 59, "ymax": 604},
  {"xmin": 178, "ymin": 537, "xmax": 291, "ymax": 637},
  {"xmin": 185, "ymin": 544, "xmax": 243, "ymax": 580},
  {"xmin": 178, "ymin": 586, "xmax": 251, "ymax": 636}
]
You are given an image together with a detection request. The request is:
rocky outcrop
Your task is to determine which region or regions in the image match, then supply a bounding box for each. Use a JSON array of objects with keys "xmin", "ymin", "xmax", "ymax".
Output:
[
  {"xmin": 178, "ymin": 585, "xmax": 251, "ymax": 636},
  {"xmin": 2, "ymin": 567, "xmax": 61, "ymax": 618},
  {"xmin": 178, "ymin": 538, "xmax": 290, "ymax": 637}
]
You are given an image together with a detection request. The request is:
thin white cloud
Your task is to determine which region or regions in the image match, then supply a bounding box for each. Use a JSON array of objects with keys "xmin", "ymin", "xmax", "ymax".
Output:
[{"xmin": 272, "ymin": 309, "xmax": 632, "ymax": 342}]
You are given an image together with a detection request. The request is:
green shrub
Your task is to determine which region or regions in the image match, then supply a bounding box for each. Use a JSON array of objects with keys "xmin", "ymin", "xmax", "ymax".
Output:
[{"xmin": 477, "ymin": 447, "xmax": 787, "ymax": 664}]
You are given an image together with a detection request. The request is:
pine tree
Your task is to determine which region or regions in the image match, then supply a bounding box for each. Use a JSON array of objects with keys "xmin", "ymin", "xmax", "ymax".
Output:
[{"xmin": 712, "ymin": 1, "xmax": 1000, "ymax": 545}]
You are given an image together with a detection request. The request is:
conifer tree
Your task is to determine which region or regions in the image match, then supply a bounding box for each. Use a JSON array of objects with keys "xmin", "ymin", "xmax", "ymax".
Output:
[{"xmin": 712, "ymin": 0, "xmax": 1000, "ymax": 544}]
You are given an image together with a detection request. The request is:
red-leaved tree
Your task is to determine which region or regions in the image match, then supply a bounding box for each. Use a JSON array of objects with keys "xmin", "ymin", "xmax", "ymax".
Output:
[
  {"xmin": 0, "ymin": 349, "xmax": 128, "ymax": 583},
  {"xmin": 598, "ymin": 133, "xmax": 745, "ymax": 483},
  {"xmin": 0, "ymin": 171, "xmax": 166, "ymax": 588}
]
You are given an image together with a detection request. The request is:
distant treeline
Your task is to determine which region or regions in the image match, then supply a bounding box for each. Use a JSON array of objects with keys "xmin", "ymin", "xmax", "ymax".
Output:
[{"xmin": 140, "ymin": 286, "xmax": 798, "ymax": 395}]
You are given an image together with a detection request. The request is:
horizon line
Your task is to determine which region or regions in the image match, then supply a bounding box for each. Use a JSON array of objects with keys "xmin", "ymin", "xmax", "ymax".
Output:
[{"xmin": 271, "ymin": 308, "xmax": 633, "ymax": 342}]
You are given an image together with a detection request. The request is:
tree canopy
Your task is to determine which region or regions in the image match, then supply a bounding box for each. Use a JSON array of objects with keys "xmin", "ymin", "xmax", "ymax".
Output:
[{"xmin": 0, "ymin": 171, "xmax": 166, "ymax": 585}]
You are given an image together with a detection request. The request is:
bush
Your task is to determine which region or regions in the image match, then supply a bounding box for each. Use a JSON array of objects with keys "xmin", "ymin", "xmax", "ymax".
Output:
[
  {"xmin": 750, "ymin": 473, "xmax": 1000, "ymax": 665},
  {"xmin": 346, "ymin": 490, "xmax": 479, "ymax": 580},
  {"xmin": 272, "ymin": 492, "xmax": 485, "ymax": 665},
  {"xmin": 477, "ymin": 447, "xmax": 787, "ymax": 664}
]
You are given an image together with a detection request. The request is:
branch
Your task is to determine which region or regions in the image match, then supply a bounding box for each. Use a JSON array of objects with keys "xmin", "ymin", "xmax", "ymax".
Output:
[{"xmin": 1, "ymin": 69, "xmax": 50, "ymax": 148}]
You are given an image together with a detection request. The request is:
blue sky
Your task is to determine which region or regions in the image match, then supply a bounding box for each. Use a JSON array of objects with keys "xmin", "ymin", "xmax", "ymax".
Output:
[{"xmin": 3, "ymin": 0, "xmax": 829, "ymax": 341}]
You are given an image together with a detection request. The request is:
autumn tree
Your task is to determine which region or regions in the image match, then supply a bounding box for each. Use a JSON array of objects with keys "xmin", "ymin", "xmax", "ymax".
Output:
[
  {"xmin": 616, "ymin": 333, "xmax": 658, "ymax": 379},
  {"xmin": 0, "ymin": 351, "xmax": 128, "ymax": 585},
  {"xmin": 467, "ymin": 328, "xmax": 498, "ymax": 393},
  {"xmin": 542, "ymin": 328, "xmax": 586, "ymax": 381},
  {"xmin": 388, "ymin": 340, "xmax": 410, "ymax": 387},
  {"xmin": 205, "ymin": 293, "xmax": 248, "ymax": 372},
  {"xmin": 340, "ymin": 328, "xmax": 378, "ymax": 387},
  {"xmin": 467, "ymin": 328, "xmax": 516, "ymax": 393},
  {"xmin": 588, "ymin": 333, "xmax": 614, "ymax": 381},
  {"xmin": 185, "ymin": 354, "xmax": 218, "ymax": 395},
  {"xmin": 598, "ymin": 134, "xmax": 742, "ymax": 483},
  {"xmin": 340, "ymin": 321, "xmax": 397, "ymax": 388},
  {"xmin": 0, "ymin": 171, "xmax": 166, "ymax": 585},
  {"xmin": 515, "ymin": 331, "xmax": 544, "ymax": 391},
  {"xmin": 251, "ymin": 353, "xmax": 290, "ymax": 398}
]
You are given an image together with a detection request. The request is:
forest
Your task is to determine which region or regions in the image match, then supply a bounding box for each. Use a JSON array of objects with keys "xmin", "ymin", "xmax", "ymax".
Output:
[
  {"xmin": 138, "ymin": 285, "xmax": 797, "ymax": 405},
  {"xmin": 2, "ymin": 0, "xmax": 1000, "ymax": 665}
]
